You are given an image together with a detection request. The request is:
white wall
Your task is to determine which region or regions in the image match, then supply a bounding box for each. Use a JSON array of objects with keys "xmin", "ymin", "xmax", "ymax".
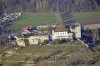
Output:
[
  {"xmin": 71, "ymin": 26, "xmax": 81, "ymax": 38},
  {"xmin": 52, "ymin": 30, "xmax": 69, "ymax": 40},
  {"xmin": 15, "ymin": 37, "xmax": 26, "ymax": 47},
  {"xmin": 28, "ymin": 36, "xmax": 48, "ymax": 45},
  {"xmin": 75, "ymin": 26, "xmax": 81, "ymax": 38}
]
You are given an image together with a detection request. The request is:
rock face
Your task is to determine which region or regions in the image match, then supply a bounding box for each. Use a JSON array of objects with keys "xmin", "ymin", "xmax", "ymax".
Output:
[{"xmin": 0, "ymin": 0, "xmax": 100, "ymax": 13}]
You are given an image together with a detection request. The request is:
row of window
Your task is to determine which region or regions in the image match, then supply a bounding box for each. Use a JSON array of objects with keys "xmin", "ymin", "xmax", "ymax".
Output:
[{"xmin": 55, "ymin": 32, "xmax": 67, "ymax": 36}]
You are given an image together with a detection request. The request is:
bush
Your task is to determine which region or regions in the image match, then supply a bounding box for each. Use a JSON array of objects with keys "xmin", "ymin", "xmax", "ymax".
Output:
[
  {"xmin": 23, "ymin": 38, "xmax": 29, "ymax": 46},
  {"xmin": 0, "ymin": 36, "xmax": 8, "ymax": 46},
  {"xmin": 41, "ymin": 40, "xmax": 49, "ymax": 45},
  {"xmin": 52, "ymin": 39, "xmax": 61, "ymax": 45}
]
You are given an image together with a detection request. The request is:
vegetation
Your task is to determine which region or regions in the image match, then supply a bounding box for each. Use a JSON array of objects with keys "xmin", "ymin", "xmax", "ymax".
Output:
[
  {"xmin": 0, "ymin": 0, "xmax": 100, "ymax": 66},
  {"xmin": 1, "ymin": 43, "xmax": 100, "ymax": 66},
  {"xmin": 0, "ymin": 0, "xmax": 99, "ymax": 13},
  {"xmin": 6, "ymin": 12, "xmax": 57, "ymax": 30},
  {"xmin": 61, "ymin": 12, "xmax": 100, "ymax": 23},
  {"xmin": 23, "ymin": 38, "xmax": 29, "ymax": 46},
  {"xmin": 72, "ymin": 12, "xmax": 100, "ymax": 20},
  {"xmin": 6, "ymin": 12, "xmax": 100, "ymax": 30}
]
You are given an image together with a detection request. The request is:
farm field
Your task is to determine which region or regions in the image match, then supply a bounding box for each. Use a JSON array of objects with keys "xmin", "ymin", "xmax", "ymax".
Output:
[
  {"xmin": 6, "ymin": 12, "xmax": 100, "ymax": 30},
  {"xmin": 62, "ymin": 12, "xmax": 100, "ymax": 25},
  {"xmin": 6, "ymin": 12, "xmax": 57, "ymax": 30},
  {"xmin": 72, "ymin": 12, "xmax": 100, "ymax": 25},
  {"xmin": 72, "ymin": 12, "xmax": 100, "ymax": 20}
]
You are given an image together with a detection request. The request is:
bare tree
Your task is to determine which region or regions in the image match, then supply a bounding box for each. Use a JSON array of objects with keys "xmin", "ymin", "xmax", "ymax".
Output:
[{"xmin": 0, "ymin": 0, "xmax": 100, "ymax": 13}]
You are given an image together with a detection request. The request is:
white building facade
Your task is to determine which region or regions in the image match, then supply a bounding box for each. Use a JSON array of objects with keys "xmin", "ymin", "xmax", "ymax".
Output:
[
  {"xmin": 52, "ymin": 30, "xmax": 69, "ymax": 40},
  {"xmin": 28, "ymin": 35, "xmax": 48, "ymax": 45},
  {"xmin": 70, "ymin": 22, "xmax": 81, "ymax": 38},
  {"xmin": 52, "ymin": 22, "xmax": 69, "ymax": 40}
]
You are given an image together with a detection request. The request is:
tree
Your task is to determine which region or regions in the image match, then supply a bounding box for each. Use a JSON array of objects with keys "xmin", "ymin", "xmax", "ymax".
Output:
[{"xmin": 0, "ymin": 0, "xmax": 100, "ymax": 13}]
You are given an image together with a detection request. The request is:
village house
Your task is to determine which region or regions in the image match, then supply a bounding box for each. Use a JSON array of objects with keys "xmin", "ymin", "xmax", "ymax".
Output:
[
  {"xmin": 15, "ymin": 35, "xmax": 49, "ymax": 46},
  {"xmin": 70, "ymin": 22, "xmax": 81, "ymax": 39},
  {"xmin": 84, "ymin": 23, "xmax": 100, "ymax": 42},
  {"xmin": 28, "ymin": 35, "xmax": 48, "ymax": 45},
  {"xmin": 37, "ymin": 25, "xmax": 55, "ymax": 35},
  {"xmin": 52, "ymin": 22, "xmax": 81, "ymax": 40},
  {"xmin": 52, "ymin": 22, "xmax": 69, "ymax": 40},
  {"xmin": 15, "ymin": 22, "xmax": 82, "ymax": 46}
]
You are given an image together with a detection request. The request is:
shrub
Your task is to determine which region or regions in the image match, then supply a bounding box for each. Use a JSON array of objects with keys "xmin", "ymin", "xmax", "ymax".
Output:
[
  {"xmin": 52, "ymin": 39, "xmax": 61, "ymax": 45},
  {"xmin": 42, "ymin": 40, "xmax": 49, "ymax": 45},
  {"xmin": 23, "ymin": 38, "xmax": 29, "ymax": 46}
]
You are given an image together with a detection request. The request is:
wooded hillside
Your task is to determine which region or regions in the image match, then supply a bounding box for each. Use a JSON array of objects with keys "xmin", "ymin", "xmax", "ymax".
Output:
[{"xmin": 0, "ymin": 0, "xmax": 100, "ymax": 14}]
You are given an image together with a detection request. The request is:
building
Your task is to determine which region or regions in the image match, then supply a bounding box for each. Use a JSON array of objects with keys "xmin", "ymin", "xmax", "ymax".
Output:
[
  {"xmin": 28, "ymin": 35, "xmax": 48, "ymax": 45},
  {"xmin": 52, "ymin": 22, "xmax": 82, "ymax": 40},
  {"xmin": 52, "ymin": 22, "xmax": 69, "ymax": 40},
  {"xmin": 70, "ymin": 22, "xmax": 81, "ymax": 39},
  {"xmin": 37, "ymin": 25, "xmax": 55, "ymax": 35},
  {"xmin": 15, "ymin": 22, "xmax": 82, "ymax": 46},
  {"xmin": 84, "ymin": 23, "xmax": 100, "ymax": 41},
  {"xmin": 14, "ymin": 36, "xmax": 25, "ymax": 47}
]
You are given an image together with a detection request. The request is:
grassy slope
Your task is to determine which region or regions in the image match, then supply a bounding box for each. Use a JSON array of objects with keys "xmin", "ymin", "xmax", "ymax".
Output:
[
  {"xmin": 3, "ymin": 44, "xmax": 83, "ymax": 65},
  {"xmin": 2, "ymin": 44, "xmax": 100, "ymax": 66}
]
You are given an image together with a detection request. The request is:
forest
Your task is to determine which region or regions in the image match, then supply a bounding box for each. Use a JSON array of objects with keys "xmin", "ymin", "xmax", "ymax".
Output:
[{"xmin": 0, "ymin": 0, "xmax": 100, "ymax": 15}]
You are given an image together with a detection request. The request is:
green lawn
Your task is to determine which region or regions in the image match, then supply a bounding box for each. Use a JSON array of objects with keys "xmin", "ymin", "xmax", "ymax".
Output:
[
  {"xmin": 7, "ymin": 12, "xmax": 57, "ymax": 30},
  {"xmin": 6, "ymin": 12, "xmax": 100, "ymax": 30},
  {"xmin": 72, "ymin": 12, "xmax": 100, "ymax": 20}
]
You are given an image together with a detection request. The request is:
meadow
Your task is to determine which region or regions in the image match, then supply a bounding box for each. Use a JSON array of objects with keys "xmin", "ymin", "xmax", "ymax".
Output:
[
  {"xmin": 6, "ymin": 12, "xmax": 100, "ymax": 30},
  {"xmin": 7, "ymin": 13, "xmax": 57, "ymax": 30}
]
